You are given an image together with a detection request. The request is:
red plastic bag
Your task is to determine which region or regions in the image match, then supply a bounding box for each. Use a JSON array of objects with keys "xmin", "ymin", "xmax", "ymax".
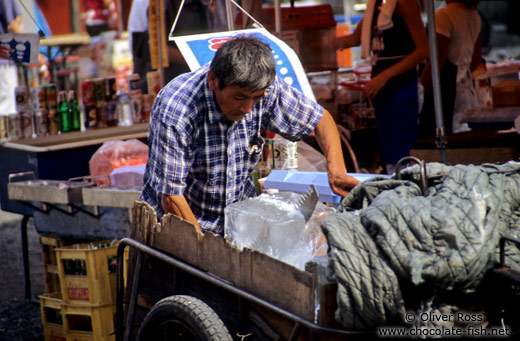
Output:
[{"xmin": 89, "ymin": 139, "xmax": 148, "ymax": 185}]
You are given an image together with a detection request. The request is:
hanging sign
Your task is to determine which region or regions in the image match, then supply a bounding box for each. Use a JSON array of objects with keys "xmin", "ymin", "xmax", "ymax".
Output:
[
  {"xmin": 171, "ymin": 28, "xmax": 315, "ymax": 100},
  {"xmin": 0, "ymin": 33, "xmax": 40, "ymax": 64}
]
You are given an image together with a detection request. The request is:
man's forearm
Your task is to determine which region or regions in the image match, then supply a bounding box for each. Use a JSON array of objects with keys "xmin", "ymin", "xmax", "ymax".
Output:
[
  {"xmin": 314, "ymin": 109, "xmax": 361, "ymax": 197},
  {"xmin": 314, "ymin": 110, "xmax": 347, "ymax": 176},
  {"xmin": 161, "ymin": 193, "xmax": 201, "ymax": 232}
]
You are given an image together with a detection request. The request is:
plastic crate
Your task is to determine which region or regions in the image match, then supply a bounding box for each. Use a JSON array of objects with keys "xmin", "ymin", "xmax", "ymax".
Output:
[
  {"xmin": 39, "ymin": 292, "xmax": 67, "ymax": 341},
  {"xmin": 40, "ymin": 235, "xmax": 93, "ymax": 294},
  {"xmin": 61, "ymin": 302, "xmax": 116, "ymax": 341},
  {"xmin": 263, "ymin": 170, "xmax": 382, "ymax": 203},
  {"xmin": 56, "ymin": 239, "xmax": 119, "ymax": 305}
]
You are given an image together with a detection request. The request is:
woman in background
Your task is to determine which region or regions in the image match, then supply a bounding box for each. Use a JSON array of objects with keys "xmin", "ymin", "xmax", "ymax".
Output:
[
  {"xmin": 335, "ymin": 0, "xmax": 428, "ymax": 174},
  {"xmin": 419, "ymin": 0, "xmax": 482, "ymax": 137},
  {"xmin": 0, "ymin": 0, "xmax": 23, "ymax": 115}
]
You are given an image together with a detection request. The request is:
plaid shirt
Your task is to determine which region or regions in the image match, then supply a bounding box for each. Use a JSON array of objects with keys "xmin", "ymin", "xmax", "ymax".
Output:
[{"xmin": 141, "ymin": 64, "xmax": 322, "ymax": 234}]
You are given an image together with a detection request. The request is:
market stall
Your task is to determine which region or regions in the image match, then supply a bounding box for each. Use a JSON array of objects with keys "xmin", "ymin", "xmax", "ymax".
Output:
[
  {"xmin": 1, "ymin": 0, "xmax": 519, "ymax": 339},
  {"xmin": 0, "ymin": 4, "xmax": 150, "ymax": 318},
  {"xmin": 40, "ymin": 32, "xmax": 91, "ymax": 91},
  {"xmin": 0, "ymin": 123, "xmax": 147, "ymax": 304},
  {"xmin": 412, "ymin": 60, "xmax": 520, "ymax": 165}
]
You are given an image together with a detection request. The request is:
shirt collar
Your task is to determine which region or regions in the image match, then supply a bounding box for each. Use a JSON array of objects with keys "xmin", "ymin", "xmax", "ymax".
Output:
[{"xmin": 203, "ymin": 73, "xmax": 227, "ymax": 125}]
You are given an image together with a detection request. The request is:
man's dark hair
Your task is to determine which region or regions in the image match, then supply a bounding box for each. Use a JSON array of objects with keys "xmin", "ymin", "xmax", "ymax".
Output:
[
  {"xmin": 460, "ymin": 0, "xmax": 479, "ymax": 8},
  {"xmin": 210, "ymin": 35, "xmax": 276, "ymax": 92}
]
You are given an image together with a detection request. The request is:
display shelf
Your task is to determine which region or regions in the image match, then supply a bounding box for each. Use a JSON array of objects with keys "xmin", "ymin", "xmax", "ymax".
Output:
[{"xmin": 1, "ymin": 123, "xmax": 148, "ymax": 152}]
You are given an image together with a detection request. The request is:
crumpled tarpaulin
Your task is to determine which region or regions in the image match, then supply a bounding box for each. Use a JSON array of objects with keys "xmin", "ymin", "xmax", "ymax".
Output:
[{"xmin": 322, "ymin": 161, "xmax": 520, "ymax": 329}]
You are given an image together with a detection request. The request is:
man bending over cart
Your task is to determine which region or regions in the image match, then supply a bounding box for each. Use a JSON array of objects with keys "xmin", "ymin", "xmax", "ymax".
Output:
[{"xmin": 140, "ymin": 36, "xmax": 360, "ymax": 235}]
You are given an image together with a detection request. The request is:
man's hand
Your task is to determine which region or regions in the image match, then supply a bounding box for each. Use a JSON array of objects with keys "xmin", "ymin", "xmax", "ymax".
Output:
[
  {"xmin": 162, "ymin": 194, "xmax": 202, "ymax": 233},
  {"xmin": 328, "ymin": 172, "xmax": 361, "ymax": 198},
  {"xmin": 0, "ymin": 45, "xmax": 12, "ymax": 60},
  {"xmin": 362, "ymin": 72, "xmax": 389, "ymax": 99}
]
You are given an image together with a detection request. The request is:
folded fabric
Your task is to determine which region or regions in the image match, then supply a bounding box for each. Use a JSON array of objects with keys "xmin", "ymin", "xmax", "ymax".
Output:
[
  {"xmin": 377, "ymin": 0, "xmax": 397, "ymax": 30},
  {"xmin": 361, "ymin": 0, "xmax": 398, "ymax": 59}
]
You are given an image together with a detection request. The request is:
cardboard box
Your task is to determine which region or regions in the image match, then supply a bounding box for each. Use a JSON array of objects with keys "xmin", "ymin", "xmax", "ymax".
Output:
[{"xmin": 492, "ymin": 80, "xmax": 520, "ymax": 107}]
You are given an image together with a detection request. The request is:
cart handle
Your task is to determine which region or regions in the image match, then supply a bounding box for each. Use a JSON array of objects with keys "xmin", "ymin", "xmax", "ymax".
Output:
[
  {"xmin": 8, "ymin": 171, "xmax": 35, "ymax": 183},
  {"xmin": 68, "ymin": 174, "xmax": 112, "ymax": 186},
  {"xmin": 499, "ymin": 236, "xmax": 520, "ymax": 268}
]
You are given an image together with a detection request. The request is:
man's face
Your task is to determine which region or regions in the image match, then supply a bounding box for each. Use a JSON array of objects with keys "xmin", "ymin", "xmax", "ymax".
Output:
[{"xmin": 208, "ymin": 71, "xmax": 266, "ymax": 122}]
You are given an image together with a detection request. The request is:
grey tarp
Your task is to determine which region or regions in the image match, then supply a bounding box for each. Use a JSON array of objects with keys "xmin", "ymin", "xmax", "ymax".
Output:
[{"xmin": 322, "ymin": 161, "xmax": 520, "ymax": 329}]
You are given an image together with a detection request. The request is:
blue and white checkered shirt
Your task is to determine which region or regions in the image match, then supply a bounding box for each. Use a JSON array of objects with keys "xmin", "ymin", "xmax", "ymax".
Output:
[{"xmin": 140, "ymin": 64, "xmax": 323, "ymax": 234}]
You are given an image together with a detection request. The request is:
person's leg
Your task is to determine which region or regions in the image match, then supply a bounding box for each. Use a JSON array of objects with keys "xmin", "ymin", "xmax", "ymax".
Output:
[{"xmin": 373, "ymin": 79, "xmax": 419, "ymax": 173}]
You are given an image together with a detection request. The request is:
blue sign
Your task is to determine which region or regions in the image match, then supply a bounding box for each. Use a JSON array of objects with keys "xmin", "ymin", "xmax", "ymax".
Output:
[
  {"xmin": 172, "ymin": 29, "xmax": 314, "ymax": 99},
  {"xmin": 0, "ymin": 33, "xmax": 40, "ymax": 64}
]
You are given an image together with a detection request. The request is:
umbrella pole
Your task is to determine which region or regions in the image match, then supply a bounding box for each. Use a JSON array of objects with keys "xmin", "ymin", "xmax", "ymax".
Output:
[
  {"xmin": 156, "ymin": 0, "xmax": 165, "ymax": 87},
  {"xmin": 274, "ymin": 0, "xmax": 282, "ymax": 37},
  {"xmin": 425, "ymin": 0, "xmax": 447, "ymax": 164},
  {"xmin": 225, "ymin": 0, "xmax": 235, "ymax": 30}
]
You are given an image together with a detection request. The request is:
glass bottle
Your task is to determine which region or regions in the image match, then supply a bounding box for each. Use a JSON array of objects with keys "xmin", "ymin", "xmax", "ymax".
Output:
[
  {"xmin": 117, "ymin": 85, "xmax": 134, "ymax": 127},
  {"xmin": 57, "ymin": 91, "xmax": 71, "ymax": 133},
  {"xmin": 68, "ymin": 90, "xmax": 81, "ymax": 131}
]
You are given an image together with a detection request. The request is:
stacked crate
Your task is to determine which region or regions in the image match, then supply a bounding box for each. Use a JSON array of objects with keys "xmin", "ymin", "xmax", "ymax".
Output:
[
  {"xmin": 40, "ymin": 235, "xmax": 90, "ymax": 294},
  {"xmin": 55, "ymin": 239, "xmax": 120, "ymax": 340},
  {"xmin": 39, "ymin": 292, "xmax": 67, "ymax": 341},
  {"xmin": 39, "ymin": 235, "xmax": 93, "ymax": 341},
  {"xmin": 39, "ymin": 238, "xmax": 121, "ymax": 341}
]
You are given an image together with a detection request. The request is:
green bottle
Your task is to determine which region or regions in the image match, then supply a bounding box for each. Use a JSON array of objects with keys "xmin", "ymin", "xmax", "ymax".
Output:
[
  {"xmin": 58, "ymin": 91, "xmax": 72, "ymax": 133},
  {"xmin": 68, "ymin": 90, "xmax": 81, "ymax": 131}
]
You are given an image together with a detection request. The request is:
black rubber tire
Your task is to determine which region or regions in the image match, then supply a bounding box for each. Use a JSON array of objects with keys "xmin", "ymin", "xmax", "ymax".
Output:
[{"xmin": 136, "ymin": 295, "xmax": 233, "ymax": 341}]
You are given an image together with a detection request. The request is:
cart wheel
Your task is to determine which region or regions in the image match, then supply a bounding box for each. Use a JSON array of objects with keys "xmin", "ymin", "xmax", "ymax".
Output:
[{"xmin": 136, "ymin": 295, "xmax": 232, "ymax": 341}]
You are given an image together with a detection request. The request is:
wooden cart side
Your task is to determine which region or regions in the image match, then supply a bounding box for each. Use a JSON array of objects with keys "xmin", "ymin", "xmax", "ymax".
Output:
[{"xmin": 130, "ymin": 201, "xmax": 317, "ymax": 321}]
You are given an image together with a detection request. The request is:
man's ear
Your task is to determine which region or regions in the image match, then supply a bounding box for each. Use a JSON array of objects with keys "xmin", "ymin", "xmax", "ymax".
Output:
[{"xmin": 207, "ymin": 70, "xmax": 218, "ymax": 91}]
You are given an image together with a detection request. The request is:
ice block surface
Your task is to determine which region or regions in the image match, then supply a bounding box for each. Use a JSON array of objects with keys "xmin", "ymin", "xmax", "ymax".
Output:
[{"xmin": 224, "ymin": 192, "xmax": 335, "ymax": 270}]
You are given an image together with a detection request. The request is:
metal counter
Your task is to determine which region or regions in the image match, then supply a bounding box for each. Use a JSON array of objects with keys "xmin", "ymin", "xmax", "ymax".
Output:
[{"xmin": 0, "ymin": 123, "xmax": 147, "ymax": 215}]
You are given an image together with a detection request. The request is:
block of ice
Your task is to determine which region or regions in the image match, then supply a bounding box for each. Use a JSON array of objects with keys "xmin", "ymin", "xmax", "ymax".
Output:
[{"xmin": 224, "ymin": 192, "xmax": 335, "ymax": 270}]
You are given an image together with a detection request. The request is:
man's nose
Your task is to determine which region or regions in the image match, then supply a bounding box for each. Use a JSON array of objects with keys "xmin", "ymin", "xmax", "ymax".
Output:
[{"xmin": 240, "ymin": 99, "xmax": 255, "ymax": 114}]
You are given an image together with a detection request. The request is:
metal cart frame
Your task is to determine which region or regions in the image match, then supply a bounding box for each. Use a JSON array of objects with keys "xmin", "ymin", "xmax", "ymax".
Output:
[{"xmin": 115, "ymin": 237, "xmax": 368, "ymax": 341}]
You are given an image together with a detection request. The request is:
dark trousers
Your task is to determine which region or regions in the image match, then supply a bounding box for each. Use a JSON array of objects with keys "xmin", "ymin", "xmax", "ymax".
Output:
[{"xmin": 419, "ymin": 60, "xmax": 457, "ymax": 139}]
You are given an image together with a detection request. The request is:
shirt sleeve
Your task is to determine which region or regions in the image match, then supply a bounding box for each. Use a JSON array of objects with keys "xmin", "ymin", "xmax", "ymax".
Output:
[
  {"xmin": 264, "ymin": 77, "xmax": 323, "ymax": 141},
  {"xmin": 146, "ymin": 93, "xmax": 195, "ymax": 197},
  {"xmin": 1, "ymin": 0, "xmax": 21, "ymax": 30},
  {"xmin": 435, "ymin": 8, "xmax": 453, "ymax": 39}
]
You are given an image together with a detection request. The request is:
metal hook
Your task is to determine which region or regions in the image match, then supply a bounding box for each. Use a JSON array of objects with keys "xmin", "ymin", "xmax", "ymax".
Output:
[{"xmin": 395, "ymin": 156, "xmax": 429, "ymax": 196}]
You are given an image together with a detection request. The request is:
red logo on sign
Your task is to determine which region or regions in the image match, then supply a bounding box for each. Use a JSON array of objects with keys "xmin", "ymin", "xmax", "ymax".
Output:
[
  {"xmin": 68, "ymin": 287, "xmax": 89, "ymax": 301},
  {"xmin": 50, "ymin": 332, "xmax": 66, "ymax": 341},
  {"xmin": 209, "ymin": 38, "xmax": 231, "ymax": 51}
]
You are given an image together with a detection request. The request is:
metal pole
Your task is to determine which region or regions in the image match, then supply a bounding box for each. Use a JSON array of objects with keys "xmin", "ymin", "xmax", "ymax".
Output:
[
  {"xmin": 116, "ymin": 0, "xmax": 124, "ymax": 33},
  {"xmin": 424, "ymin": 0, "xmax": 447, "ymax": 164},
  {"xmin": 225, "ymin": 0, "xmax": 235, "ymax": 30},
  {"xmin": 122, "ymin": 250, "xmax": 143, "ymax": 341},
  {"xmin": 274, "ymin": 0, "xmax": 282, "ymax": 36},
  {"xmin": 156, "ymin": 0, "xmax": 165, "ymax": 87},
  {"xmin": 70, "ymin": 0, "xmax": 80, "ymax": 33},
  {"xmin": 21, "ymin": 215, "xmax": 31, "ymax": 301}
]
